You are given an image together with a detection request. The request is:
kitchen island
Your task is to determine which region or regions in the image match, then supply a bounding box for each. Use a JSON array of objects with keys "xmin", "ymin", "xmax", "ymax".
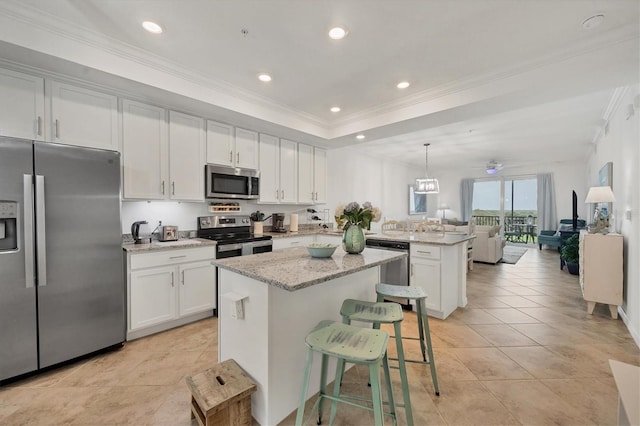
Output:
[{"xmin": 212, "ymin": 246, "xmax": 406, "ymax": 426}]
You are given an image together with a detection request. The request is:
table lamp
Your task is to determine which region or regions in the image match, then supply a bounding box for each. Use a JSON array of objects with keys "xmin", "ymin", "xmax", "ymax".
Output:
[{"xmin": 584, "ymin": 186, "xmax": 616, "ymax": 233}]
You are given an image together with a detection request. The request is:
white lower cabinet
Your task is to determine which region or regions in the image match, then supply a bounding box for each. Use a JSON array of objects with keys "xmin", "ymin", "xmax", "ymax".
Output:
[
  {"xmin": 126, "ymin": 246, "xmax": 216, "ymax": 340},
  {"xmin": 410, "ymin": 242, "xmax": 464, "ymax": 319}
]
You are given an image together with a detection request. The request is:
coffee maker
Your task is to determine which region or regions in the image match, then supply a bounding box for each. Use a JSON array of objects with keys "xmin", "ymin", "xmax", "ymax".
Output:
[{"xmin": 272, "ymin": 213, "xmax": 286, "ymax": 233}]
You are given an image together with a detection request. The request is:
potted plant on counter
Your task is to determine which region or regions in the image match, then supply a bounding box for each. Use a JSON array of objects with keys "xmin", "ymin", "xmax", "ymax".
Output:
[{"xmin": 561, "ymin": 233, "xmax": 580, "ymax": 275}]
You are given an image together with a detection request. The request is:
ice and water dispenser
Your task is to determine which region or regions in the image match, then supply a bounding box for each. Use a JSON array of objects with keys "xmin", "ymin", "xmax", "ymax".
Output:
[{"xmin": 0, "ymin": 201, "xmax": 18, "ymax": 251}]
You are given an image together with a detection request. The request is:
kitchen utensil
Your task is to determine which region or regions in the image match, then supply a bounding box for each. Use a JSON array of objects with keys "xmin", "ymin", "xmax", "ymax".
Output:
[
  {"xmin": 131, "ymin": 220, "xmax": 150, "ymax": 244},
  {"xmin": 159, "ymin": 225, "xmax": 178, "ymax": 241},
  {"xmin": 306, "ymin": 242, "xmax": 337, "ymax": 258}
]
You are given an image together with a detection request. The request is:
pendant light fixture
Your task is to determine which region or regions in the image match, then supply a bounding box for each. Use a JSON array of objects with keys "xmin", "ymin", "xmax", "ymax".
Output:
[{"xmin": 414, "ymin": 143, "xmax": 439, "ymax": 194}]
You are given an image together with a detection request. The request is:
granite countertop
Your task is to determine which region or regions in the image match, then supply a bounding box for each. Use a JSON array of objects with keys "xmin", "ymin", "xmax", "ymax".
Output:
[
  {"xmin": 366, "ymin": 231, "xmax": 475, "ymax": 245},
  {"xmin": 122, "ymin": 238, "xmax": 216, "ymax": 253},
  {"xmin": 212, "ymin": 246, "xmax": 406, "ymax": 291}
]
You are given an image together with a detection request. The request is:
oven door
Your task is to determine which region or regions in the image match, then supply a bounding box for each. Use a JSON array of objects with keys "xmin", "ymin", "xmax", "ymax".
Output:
[
  {"xmin": 251, "ymin": 240, "xmax": 272, "ymax": 255},
  {"xmin": 216, "ymin": 240, "xmax": 273, "ymax": 258},
  {"xmin": 216, "ymin": 242, "xmax": 243, "ymax": 259}
]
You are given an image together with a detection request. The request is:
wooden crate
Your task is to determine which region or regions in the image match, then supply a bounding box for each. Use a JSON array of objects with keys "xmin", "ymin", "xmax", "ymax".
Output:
[{"xmin": 186, "ymin": 359, "xmax": 257, "ymax": 426}]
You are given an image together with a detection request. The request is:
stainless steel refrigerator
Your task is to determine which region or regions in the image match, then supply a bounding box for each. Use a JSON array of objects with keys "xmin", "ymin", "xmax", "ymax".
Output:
[{"xmin": 0, "ymin": 136, "xmax": 125, "ymax": 381}]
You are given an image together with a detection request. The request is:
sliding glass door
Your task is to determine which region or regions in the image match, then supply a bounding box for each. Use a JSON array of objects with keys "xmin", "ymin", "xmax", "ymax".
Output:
[{"xmin": 472, "ymin": 177, "xmax": 537, "ymax": 243}]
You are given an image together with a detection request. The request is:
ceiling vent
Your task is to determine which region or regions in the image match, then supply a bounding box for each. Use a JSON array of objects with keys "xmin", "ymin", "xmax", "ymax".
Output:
[{"xmin": 485, "ymin": 160, "xmax": 503, "ymax": 175}]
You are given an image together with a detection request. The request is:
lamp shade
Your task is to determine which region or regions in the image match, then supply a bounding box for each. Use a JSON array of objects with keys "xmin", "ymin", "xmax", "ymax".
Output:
[{"xmin": 585, "ymin": 186, "xmax": 616, "ymax": 203}]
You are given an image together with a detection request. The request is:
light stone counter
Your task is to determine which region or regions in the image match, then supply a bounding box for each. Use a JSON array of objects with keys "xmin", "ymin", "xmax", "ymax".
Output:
[
  {"xmin": 367, "ymin": 230, "xmax": 475, "ymax": 245},
  {"xmin": 122, "ymin": 238, "xmax": 216, "ymax": 253},
  {"xmin": 212, "ymin": 246, "xmax": 405, "ymax": 291}
]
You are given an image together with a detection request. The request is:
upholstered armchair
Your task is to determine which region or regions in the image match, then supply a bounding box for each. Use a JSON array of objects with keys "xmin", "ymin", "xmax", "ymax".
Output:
[
  {"xmin": 538, "ymin": 219, "xmax": 587, "ymax": 250},
  {"xmin": 473, "ymin": 225, "xmax": 504, "ymax": 264}
]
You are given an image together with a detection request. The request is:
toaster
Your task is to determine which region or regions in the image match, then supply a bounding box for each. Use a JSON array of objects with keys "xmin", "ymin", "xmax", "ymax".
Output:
[{"xmin": 159, "ymin": 225, "xmax": 179, "ymax": 242}]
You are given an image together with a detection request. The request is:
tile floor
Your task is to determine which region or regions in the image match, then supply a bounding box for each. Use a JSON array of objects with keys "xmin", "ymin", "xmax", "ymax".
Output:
[{"xmin": 1, "ymin": 247, "xmax": 638, "ymax": 425}]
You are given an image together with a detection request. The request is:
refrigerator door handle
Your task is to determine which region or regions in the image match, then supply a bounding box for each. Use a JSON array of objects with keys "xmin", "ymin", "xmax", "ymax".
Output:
[
  {"xmin": 35, "ymin": 175, "xmax": 47, "ymax": 287},
  {"xmin": 23, "ymin": 175, "xmax": 35, "ymax": 288}
]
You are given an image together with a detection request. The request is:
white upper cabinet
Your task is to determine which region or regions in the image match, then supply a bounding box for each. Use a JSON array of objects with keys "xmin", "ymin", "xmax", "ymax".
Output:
[
  {"xmin": 206, "ymin": 120, "xmax": 234, "ymax": 167},
  {"xmin": 313, "ymin": 147, "xmax": 327, "ymax": 204},
  {"xmin": 258, "ymin": 133, "xmax": 279, "ymax": 203},
  {"xmin": 279, "ymin": 139, "xmax": 298, "ymax": 204},
  {"xmin": 50, "ymin": 81, "xmax": 118, "ymax": 151},
  {"xmin": 234, "ymin": 127, "xmax": 259, "ymax": 169},
  {"xmin": 297, "ymin": 144, "xmax": 327, "ymax": 204},
  {"xmin": 298, "ymin": 144, "xmax": 314, "ymax": 204},
  {"xmin": 206, "ymin": 122, "xmax": 258, "ymax": 170},
  {"xmin": 122, "ymin": 99, "xmax": 168, "ymax": 200},
  {"xmin": 0, "ymin": 68, "xmax": 45, "ymax": 140},
  {"xmin": 169, "ymin": 111, "xmax": 205, "ymax": 201},
  {"xmin": 259, "ymin": 134, "xmax": 298, "ymax": 204}
]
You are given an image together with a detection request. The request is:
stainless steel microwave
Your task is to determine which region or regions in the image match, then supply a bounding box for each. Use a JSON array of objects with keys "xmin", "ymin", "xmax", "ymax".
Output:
[{"xmin": 205, "ymin": 164, "xmax": 260, "ymax": 199}]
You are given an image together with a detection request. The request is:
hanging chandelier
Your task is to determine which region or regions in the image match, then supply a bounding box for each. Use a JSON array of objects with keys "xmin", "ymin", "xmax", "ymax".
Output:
[{"xmin": 414, "ymin": 143, "xmax": 439, "ymax": 194}]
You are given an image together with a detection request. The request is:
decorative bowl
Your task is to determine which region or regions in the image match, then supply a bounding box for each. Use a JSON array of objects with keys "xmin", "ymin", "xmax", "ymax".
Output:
[{"xmin": 306, "ymin": 243, "xmax": 338, "ymax": 258}]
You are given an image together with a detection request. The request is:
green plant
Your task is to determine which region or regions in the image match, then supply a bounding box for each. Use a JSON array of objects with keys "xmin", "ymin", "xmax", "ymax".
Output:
[
  {"xmin": 561, "ymin": 234, "xmax": 580, "ymax": 264},
  {"xmin": 334, "ymin": 201, "xmax": 381, "ymax": 230}
]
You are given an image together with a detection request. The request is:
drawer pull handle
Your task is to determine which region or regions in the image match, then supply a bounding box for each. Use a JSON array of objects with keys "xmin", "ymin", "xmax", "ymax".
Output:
[
  {"xmin": 169, "ymin": 255, "xmax": 187, "ymax": 259},
  {"xmin": 417, "ymin": 250, "xmax": 432, "ymax": 255}
]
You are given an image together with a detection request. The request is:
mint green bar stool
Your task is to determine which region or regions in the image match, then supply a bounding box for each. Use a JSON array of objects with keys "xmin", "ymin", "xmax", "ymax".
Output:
[
  {"xmin": 339, "ymin": 299, "xmax": 414, "ymax": 426},
  {"xmin": 295, "ymin": 320, "xmax": 396, "ymax": 426},
  {"xmin": 376, "ymin": 283, "xmax": 440, "ymax": 396}
]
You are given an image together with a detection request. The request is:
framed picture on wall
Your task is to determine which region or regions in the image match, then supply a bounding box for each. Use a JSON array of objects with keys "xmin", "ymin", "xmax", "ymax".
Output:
[{"xmin": 597, "ymin": 161, "xmax": 613, "ymax": 219}]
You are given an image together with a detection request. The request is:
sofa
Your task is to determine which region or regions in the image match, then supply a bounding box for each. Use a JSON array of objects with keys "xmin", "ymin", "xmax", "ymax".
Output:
[{"xmin": 473, "ymin": 225, "xmax": 504, "ymax": 264}]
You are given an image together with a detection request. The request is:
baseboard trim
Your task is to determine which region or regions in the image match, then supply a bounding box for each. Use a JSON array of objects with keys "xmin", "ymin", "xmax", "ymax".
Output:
[{"xmin": 618, "ymin": 306, "xmax": 640, "ymax": 349}]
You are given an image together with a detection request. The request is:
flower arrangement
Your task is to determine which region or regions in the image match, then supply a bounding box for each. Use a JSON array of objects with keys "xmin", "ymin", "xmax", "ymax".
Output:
[{"xmin": 334, "ymin": 201, "xmax": 382, "ymax": 230}]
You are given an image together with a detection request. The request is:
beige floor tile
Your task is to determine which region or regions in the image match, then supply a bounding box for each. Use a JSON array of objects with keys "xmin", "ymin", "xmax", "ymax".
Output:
[
  {"xmin": 430, "ymin": 380, "xmax": 521, "ymax": 425},
  {"xmin": 483, "ymin": 307, "xmax": 539, "ymax": 324},
  {"xmin": 446, "ymin": 308, "xmax": 504, "ymax": 325},
  {"xmin": 470, "ymin": 324, "xmax": 538, "ymax": 346},
  {"xmin": 483, "ymin": 380, "xmax": 594, "ymax": 425},
  {"xmin": 500, "ymin": 346, "xmax": 585, "ymax": 378},
  {"xmin": 450, "ymin": 347, "xmax": 533, "ymax": 380},
  {"xmin": 541, "ymin": 378, "xmax": 618, "ymax": 425},
  {"xmin": 495, "ymin": 295, "xmax": 543, "ymax": 308}
]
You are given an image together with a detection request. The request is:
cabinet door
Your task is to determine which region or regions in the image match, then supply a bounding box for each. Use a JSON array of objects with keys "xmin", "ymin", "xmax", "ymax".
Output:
[
  {"xmin": 313, "ymin": 148, "xmax": 327, "ymax": 204},
  {"xmin": 279, "ymin": 139, "xmax": 298, "ymax": 203},
  {"xmin": 0, "ymin": 68, "xmax": 44, "ymax": 140},
  {"xmin": 298, "ymin": 144, "xmax": 314, "ymax": 204},
  {"xmin": 272, "ymin": 236, "xmax": 313, "ymax": 250},
  {"xmin": 411, "ymin": 259, "xmax": 441, "ymax": 311},
  {"xmin": 169, "ymin": 111, "xmax": 205, "ymax": 201},
  {"xmin": 130, "ymin": 266, "xmax": 177, "ymax": 330},
  {"xmin": 258, "ymin": 133, "xmax": 279, "ymax": 203},
  {"xmin": 179, "ymin": 261, "xmax": 216, "ymax": 316},
  {"xmin": 122, "ymin": 100, "xmax": 168, "ymax": 199},
  {"xmin": 50, "ymin": 81, "xmax": 118, "ymax": 151},
  {"xmin": 235, "ymin": 128, "xmax": 258, "ymax": 169},
  {"xmin": 206, "ymin": 120, "xmax": 233, "ymax": 167}
]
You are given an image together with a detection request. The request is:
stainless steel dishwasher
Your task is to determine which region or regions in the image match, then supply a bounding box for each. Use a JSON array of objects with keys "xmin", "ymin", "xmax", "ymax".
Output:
[{"xmin": 365, "ymin": 238, "xmax": 411, "ymax": 309}]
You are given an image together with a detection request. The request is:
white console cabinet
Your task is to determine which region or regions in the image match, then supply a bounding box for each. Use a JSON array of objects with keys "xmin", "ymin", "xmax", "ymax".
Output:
[
  {"xmin": 126, "ymin": 246, "xmax": 216, "ymax": 340},
  {"xmin": 579, "ymin": 232, "xmax": 623, "ymax": 319}
]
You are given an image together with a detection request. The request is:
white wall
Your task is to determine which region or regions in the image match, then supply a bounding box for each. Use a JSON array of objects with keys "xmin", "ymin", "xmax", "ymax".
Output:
[
  {"xmin": 432, "ymin": 161, "xmax": 588, "ymax": 226},
  {"xmin": 326, "ymin": 147, "xmax": 423, "ymax": 232},
  {"xmin": 587, "ymin": 85, "xmax": 639, "ymax": 346}
]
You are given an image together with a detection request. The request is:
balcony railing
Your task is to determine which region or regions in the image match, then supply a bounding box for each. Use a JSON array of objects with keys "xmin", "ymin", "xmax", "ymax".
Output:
[{"xmin": 471, "ymin": 214, "xmax": 538, "ymax": 243}]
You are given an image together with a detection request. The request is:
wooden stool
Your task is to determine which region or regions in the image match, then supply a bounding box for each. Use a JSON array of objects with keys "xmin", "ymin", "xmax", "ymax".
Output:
[
  {"xmin": 186, "ymin": 359, "xmax": 257, "ymax": 426},
  {"xmin": 376, "ymin": 283, "xmax": 440, "ymax": 396},
  {"xmin": 295, "ymin": 320, "xmax": 396, "ymax": 426},
  {"xmin": 339, "ymin": 299, "xmax": 415, "ymax": 426}
]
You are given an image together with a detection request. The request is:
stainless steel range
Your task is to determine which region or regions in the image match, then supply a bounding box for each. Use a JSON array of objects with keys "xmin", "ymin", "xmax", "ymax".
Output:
[{"xmin": 197, "ymin": 215, "xmax": 272, "ymax": 258}]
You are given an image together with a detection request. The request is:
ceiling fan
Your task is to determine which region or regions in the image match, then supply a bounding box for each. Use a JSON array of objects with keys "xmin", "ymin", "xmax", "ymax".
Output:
[{"xmin": 485, "ymin": 160, "xmax": 504, "ymax": 175}]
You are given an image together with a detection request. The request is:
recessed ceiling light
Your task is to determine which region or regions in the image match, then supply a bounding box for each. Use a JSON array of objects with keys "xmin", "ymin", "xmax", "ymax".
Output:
[
  {"xmin": 258, "ymin": 73, "xmax": 272, "ymax": 82},
  {"xmin": 142, "ymin": 21, "xmax": 163, "ymax": 34},
  {"xmin": 356, "ymin": 134, "xmax": 365, "ymax": 140},
  {"xmin": 397, "ymin": 81, "xmax": 410, "ymax": 89},
  {"xmin": 330, "ymin": 106, "xmax": 341, "ymax": 113},
  {"xmin": 582, "ymin": 14, "xmax": 605, "ymax": 30},
  {"xmin": 328, "ymin": 27, "xmax": 348, "ymax": 40}
]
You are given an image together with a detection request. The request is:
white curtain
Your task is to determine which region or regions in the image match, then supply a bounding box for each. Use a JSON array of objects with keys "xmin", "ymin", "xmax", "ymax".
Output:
[
  {"xmin": 537, "ymin": 173, "xmax": 557, "ymax": 231},
  {"xmin": 460, "ymin": 178, "xmax": 475, "ymax": 222}
]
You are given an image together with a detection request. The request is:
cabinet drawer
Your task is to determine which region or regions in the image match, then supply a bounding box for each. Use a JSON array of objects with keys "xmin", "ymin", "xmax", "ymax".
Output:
[
  {"xmin": 410, "ymin": 244, "xmax": 441, "ymax": 260},
  {"xmin": 130, "ymin": 247, "xmax": 216, "ymax": 270}
]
